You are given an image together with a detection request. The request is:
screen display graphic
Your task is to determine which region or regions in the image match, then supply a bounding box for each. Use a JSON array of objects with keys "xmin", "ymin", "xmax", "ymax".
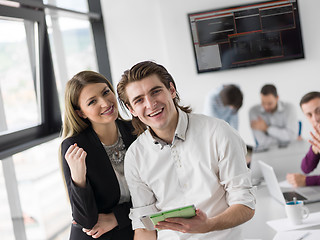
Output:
[{"xmin": 188, "ymin": 0, "xmax": 304, "ymax": 73}]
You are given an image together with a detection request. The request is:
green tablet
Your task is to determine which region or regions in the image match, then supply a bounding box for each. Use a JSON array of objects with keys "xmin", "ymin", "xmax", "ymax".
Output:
[{"xmin": 140, "ymin": 205, "xmax": 196, "ymax": 230}]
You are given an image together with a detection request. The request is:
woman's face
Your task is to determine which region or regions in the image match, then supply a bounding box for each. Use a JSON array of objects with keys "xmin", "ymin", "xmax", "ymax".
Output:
[{"xmin": 76, "ymin": 82, "xmax": 118, "ymax": 127}]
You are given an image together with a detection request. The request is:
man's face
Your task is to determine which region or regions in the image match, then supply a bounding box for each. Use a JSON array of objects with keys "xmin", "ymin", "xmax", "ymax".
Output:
[
  {"xmin": 125, "ymin": 74, "xmax": 178, "ymax": 135},
  {"xmin": 301, "ymin": 97, "xmax": 320, "ymax": 126},
  {"xmin": 261, "ymin": 94, "xmax": 278, "ymax": 113}
]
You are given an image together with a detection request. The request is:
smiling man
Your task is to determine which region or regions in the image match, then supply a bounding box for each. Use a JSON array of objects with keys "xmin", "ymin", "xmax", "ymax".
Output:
[
  {"xmin": 117, "ymin": 61, "xmax": 255, "ymax": 240},
  {"xmin": 249, "ymin": 84, "xmax": 298, "ymax": 151},
  {"xmin": 287, "ymin": 92, "xmax": 320, "ymax": 187}
]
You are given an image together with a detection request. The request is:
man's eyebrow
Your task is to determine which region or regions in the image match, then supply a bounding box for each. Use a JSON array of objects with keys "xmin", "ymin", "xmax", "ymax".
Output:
[
  {"xmin": 131, "ymin": 94, "xmax": 143, "ymax": 103},
  {"xmin": 150, "ymin": 86, "xmax": 163, "ymax": 92},
  {"xmin": 131, "ymin": 86, "xmax": 163, "ymax": 103}
]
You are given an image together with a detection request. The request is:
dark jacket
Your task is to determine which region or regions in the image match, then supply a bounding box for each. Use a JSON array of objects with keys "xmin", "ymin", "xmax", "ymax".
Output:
[{"xmin": 61, "ymin": 119, "xmax": 136, "ymax": 240}]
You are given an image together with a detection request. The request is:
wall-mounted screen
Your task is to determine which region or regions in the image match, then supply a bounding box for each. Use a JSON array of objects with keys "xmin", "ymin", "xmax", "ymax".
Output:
[{"xmin": 188, "ymin": 0, "xmax": 304, "ymax": 73}]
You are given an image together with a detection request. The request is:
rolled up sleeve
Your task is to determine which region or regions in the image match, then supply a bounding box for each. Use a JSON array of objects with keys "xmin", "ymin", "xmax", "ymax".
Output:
[
  {"xmin": 222, "ymin": 172, "xmax": 257, "ymax": 210},
  {"xmin": 129, "ymin": 204, "xmax": 158, "ymax": 229},
  {"xmin": 218, "ymin": 125, "xmax": 256, "ymax": 210}
]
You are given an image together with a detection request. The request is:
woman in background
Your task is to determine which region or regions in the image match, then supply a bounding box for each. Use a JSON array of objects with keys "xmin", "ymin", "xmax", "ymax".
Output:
[{"xmin": 60, "ymin": 71, "xmax": 135, "ymax": 239}]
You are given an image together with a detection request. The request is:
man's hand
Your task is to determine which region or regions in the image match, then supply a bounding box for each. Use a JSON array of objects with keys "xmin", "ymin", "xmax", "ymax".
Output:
[
  {"xmin": 286, "ymin": 173, "xmax": 306, "ymax": 187},
  {"xmin": 310, "ymin": 124, "xmax": 320, "ymax": 154},
  {"xmin": 155, "ymin": 205, "xmax": 254, "ymax": 234},
  {"xmin": 155, "ymin": 209, "xmax": 211, "ymax": 233},
  {"xmin": 82, "ymin": 213, "xmax": 118, "ymax": 238},
  {"xmin": 251, "ymin": 117, "xmax": 268, "ymax": 132}
]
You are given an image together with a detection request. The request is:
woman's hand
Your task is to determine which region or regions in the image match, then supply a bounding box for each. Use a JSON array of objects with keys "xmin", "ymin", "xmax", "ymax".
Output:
[
  {"xmin": 65, "ymin": 143, "xmax": 87, "ymax": 188},
  {"xmin": 82, "ymin": 213, "xmax": 118, "ymax": 238}
]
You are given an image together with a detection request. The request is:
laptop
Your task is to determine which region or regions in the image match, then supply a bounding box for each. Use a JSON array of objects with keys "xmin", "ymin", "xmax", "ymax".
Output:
[{"xmin": 258, "ymin": 160, "xmax": 320, "ymax": 205}]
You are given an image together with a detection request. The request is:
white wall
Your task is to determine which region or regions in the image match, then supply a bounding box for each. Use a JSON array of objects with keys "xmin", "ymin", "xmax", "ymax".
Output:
[{"xmin": 101, "ymin": 0, "xmax": 320, "ymax": 145}]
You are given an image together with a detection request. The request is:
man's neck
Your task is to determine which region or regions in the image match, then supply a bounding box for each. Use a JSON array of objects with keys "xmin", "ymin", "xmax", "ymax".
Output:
[
  {"xmin": 152, "ymin": 129, "xmax": 175, "ymax": 144},
  {"xmin": 271, "ymin": 104, "xmax": 278, "ymax": 113},
  {"xmin": 151, "ymin": 110, "xmax": 179, "ymax": 144}
]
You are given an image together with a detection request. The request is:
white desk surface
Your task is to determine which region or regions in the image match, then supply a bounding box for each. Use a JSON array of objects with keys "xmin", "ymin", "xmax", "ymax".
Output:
[{"xmin": 242, "ymin": 140, "xmax": 320, "ymax": 240}]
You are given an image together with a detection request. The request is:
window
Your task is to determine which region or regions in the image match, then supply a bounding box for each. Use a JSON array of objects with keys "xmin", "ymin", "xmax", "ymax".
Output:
[
  {"xmin": 0, "ymin": 1, "xmax": 111, "ymax": 239},
  {"xmin": 46, "ymin": 13, "xmax": 98, "ymax": 104},
  {"xmin": 0, "ymin": 3, "xmax": 61, "ymax": 160},
  {"xmin": 0, "ymin": 18, "xmax": 41, "ymax": 134},
  {"xmin": 5, "ymin": 139, "xmax": 71, "ymax": 240},
  {"xmin": 0, "ymin": 162, "xmax": 15, "ymax": 240},
  {"xmin": 43, "ymin": 0, "xmax": 89, "ymax": 13}
]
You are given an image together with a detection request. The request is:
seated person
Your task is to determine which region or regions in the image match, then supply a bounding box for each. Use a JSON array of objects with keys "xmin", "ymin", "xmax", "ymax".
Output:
[
  {"xmin": 203, "ymin": 84, "xmax": 243, "ymax": 130},
  {"xmin": 287, "ymin": 92, "xmax": 320, "ymax": 187},
  {"xmin": 249, "ymin": 84, "xmax": 298, "ymax": 151}
]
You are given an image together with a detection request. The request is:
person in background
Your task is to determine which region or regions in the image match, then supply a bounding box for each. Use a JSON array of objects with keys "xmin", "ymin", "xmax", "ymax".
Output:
[
  {"xmin": 249, "ymin": 84, "xmax": 298, "ymax": 151},
  {"xmin": 287, "ymin": 92, "xmax": 320, "ymax": 187},
  {"xmin": 203, "ymin": 84, "xmax": 243, "ymax": 130},
  {"xmin": 204, "ymin": 85, "xmax": 253, "ymax": 166},
  {"xmin": 117, "ymin": 61, "xmax": 255, "ymax": 240},
  {"xmin": 60, "ymin": 71, "xmax": 135, "ymax": 240}
]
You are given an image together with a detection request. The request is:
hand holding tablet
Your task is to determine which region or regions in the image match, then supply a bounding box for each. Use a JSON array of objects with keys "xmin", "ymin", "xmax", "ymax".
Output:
[{"xmin": 140, "ymin": 205, "xmax": 196, "ymax": 230}]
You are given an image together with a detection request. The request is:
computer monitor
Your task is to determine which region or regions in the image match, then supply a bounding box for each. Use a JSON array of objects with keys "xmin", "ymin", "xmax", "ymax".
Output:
[{"xmin": 188, "ymin": 0, "xmax": 304, "ymax": 73}]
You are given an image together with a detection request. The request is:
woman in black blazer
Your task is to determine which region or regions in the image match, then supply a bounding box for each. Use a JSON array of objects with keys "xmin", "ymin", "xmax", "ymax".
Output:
[{"xmin": 60, "ymin": 71, "xmax": 135, "ymax": 240}]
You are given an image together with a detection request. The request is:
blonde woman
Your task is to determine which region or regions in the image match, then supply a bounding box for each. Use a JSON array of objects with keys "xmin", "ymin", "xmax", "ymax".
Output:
[{"xmin": 60, "ymin": 71, "xmax": 135, "ymax": 240}]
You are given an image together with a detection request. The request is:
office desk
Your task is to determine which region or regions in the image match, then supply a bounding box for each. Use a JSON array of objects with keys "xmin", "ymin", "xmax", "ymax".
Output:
[
  {"xmin": 250, "ymin": 140, "xmax": 311, "ymax": 182},
  {"xmin": 242, "ymin": 140, "xmax": 320, "ymax": 240}
]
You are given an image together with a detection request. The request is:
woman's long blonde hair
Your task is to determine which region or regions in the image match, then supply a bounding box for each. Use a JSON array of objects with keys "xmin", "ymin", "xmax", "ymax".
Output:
[
  {"xmin": 61, "ymin": 70, "xmax": 120, "ymax": 140},
  {"xmin": 59, "ymin": 71, "xmax": 120, "ymax": 200}
]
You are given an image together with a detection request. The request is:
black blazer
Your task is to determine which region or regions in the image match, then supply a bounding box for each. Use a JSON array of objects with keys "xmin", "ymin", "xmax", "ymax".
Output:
[{"xmin": 61, "ymin": 119, "xmax": 136, "ymax": 240}]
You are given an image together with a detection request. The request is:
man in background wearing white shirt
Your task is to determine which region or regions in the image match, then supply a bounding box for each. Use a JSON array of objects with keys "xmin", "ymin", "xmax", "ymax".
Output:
[
  {"xmin": 249, "ymin": 84, "xmax": 298, "ymax": 151},
  {"xmin": 117, "ymin": 61, "xmax": 255, "ymax": 240}
]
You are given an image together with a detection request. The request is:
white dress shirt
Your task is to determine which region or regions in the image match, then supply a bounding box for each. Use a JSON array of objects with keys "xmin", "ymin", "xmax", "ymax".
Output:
[
  {"xmin": 124, "ymin": 109, "xmax": 256, "ymax": 239},
  {"xmin": 249, "ymin": 100, "xmax": 298, "ymax": 150}
]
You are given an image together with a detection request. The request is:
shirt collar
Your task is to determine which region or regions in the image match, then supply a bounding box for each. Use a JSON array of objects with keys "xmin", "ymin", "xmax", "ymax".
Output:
[
  {"xmin": 148, "ymin": 108, "xmax": 188, "ymax": 149},
  {"xmin": 175, "ymin": 108, "xmax": 188, "ymax": 141},
  {"xmin": 277, "ymin": 101, "xmax": 284, "ymax": 111},
  {"xmin": 259, "ymin": 100, "xmax": 284, "ymax": 113}
]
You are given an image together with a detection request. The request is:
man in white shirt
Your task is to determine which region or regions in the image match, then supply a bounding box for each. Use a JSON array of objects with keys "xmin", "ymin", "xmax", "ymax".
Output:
[
  {"xmin": 117, "ymin": 61, "xmax": 256, "ymax": 240},
  {"xmin": 249, "ymin": 84, "xmax": 298, "ymax": 151}
]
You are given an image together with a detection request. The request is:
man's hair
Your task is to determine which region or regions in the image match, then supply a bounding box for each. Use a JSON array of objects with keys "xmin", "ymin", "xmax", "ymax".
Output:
[
  {"xmin": 300, "ymin": 91, "xmax": 320, "ymax": 107},
  {"xmin": 117, "ymin": 61, "xmax": 191, "ymax": 135},
  {"xmin": 220, "ymin": 85, "xmax": 243, "ymax": 111},
  {"xmin": 260, "ymin": 84, "xmax": 278, "ymax": 97}
]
